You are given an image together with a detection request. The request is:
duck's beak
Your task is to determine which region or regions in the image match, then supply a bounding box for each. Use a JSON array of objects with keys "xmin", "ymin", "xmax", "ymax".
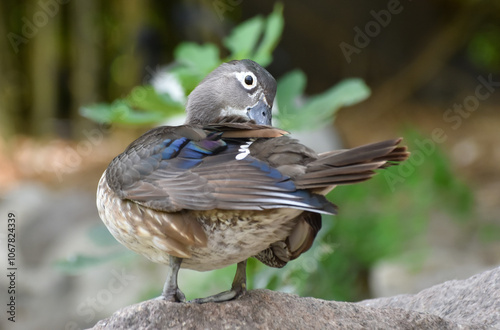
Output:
[{"xmin": 247, "ymin": 96, "xmax": 272, "ymax": 126}]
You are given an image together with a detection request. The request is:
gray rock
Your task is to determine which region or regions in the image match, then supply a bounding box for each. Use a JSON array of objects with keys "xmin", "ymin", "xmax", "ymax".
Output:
[
  {"xmin": 359, "ymin": 266, "xmax": 500, "ymax": 329},
  {"xmin": 92, "ymin": 267, "xmax": 500, "ymax": 329},
  {"xmin": 93, "ymin": 289, "xmax": 472, "ymax": 330}
]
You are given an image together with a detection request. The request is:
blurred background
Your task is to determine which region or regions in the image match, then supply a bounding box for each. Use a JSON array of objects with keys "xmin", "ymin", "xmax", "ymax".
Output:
[{"xmin": 1, "ymin": 0, "xmax": 500, "ymax": 329}]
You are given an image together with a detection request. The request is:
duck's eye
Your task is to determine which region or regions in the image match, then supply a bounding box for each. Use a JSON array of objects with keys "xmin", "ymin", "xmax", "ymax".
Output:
[{"xmin": 244, "ymin": 75, "xmax": 254, "ymax": 86}]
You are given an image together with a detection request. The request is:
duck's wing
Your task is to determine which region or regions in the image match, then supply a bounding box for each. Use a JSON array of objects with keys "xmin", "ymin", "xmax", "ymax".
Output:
[{"xmin": 105, "ymin": 124, "xmax": 337, "ymax": 215}]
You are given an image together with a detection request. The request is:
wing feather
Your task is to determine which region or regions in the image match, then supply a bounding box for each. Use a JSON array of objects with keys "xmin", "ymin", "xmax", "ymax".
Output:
[{"xmin": 106, "ymin": 125, "xmax": 336, "ymax": 215}]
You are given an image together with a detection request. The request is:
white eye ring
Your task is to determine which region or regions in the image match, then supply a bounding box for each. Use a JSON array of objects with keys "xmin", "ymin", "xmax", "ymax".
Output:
[{"xmin": 234, "ymin": 71, "xmax": 257, "ymax": 90}]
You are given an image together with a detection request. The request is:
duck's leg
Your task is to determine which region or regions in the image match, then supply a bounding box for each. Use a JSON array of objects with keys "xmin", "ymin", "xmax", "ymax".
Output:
[
  {"xmin": 190, "ymin": 259, "xmax": 247, "ymax": 304},
  {"xmin": 156, "ymin": 255, "xmax": 186, "ymax": 302}
]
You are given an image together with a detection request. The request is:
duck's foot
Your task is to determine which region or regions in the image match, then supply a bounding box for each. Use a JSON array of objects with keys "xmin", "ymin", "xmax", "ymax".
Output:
[
  {"xmin": 190, "ymin": 259, "xmax": 247, "ymax": 304},
  {"xmin": 155, "ymin": 288, "xmax": 186, "ymax": 303},
  {"xmin": 189, "ymin": 287, "xmax": 245, "ymax": 304}
]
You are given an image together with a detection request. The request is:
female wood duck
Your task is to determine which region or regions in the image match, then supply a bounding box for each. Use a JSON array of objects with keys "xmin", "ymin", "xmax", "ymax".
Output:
[{"xmin": 97, "ymin": 59, "xmax": 409, "ymax": 303}]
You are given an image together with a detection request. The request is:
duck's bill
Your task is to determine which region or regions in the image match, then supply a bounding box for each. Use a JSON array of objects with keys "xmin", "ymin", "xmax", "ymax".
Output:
[{"xmin": 246, "ymin": 98, "xmax": 272, "ymax": 126}]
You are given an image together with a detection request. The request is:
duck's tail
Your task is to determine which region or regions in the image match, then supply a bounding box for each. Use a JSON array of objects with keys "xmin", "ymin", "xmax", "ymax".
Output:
[{"xmin": 296, "ymin": 138, "xmax": 410, "ymax": 190}]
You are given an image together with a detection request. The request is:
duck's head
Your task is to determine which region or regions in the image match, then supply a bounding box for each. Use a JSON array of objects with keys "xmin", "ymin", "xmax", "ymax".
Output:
[{"xmin": 185, "ymin": 59, "xmax": 277, "ymax": 126}]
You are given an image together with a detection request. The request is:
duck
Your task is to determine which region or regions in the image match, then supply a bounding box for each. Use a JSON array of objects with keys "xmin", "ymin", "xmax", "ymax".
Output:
[{"xmin": 96, "ymin": 59, "xmax": 409, "ymax": 303}]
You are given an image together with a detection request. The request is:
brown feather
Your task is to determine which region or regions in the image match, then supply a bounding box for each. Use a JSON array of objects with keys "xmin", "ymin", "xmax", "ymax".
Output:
[
  {"xmin": 253, "ymin": 212, "xmax": 322, "ymax": 268},
  {"xmin": 161, "ymin": 212, "xmax": 208, "ymax": 247},
  {"xmin": 205, "ymin": 123, "xmax": 288, "ymax": 138},
  {"xmin": 287, "ymin": 212, "xmax": 322, "ymax": 259},
  {"xmin": 295, "ymin": 138, "xmax": 408, "ymax": 189},
  {"xmin": 221, "ymin": 128, "xmax": 288, "ymax": 138}
]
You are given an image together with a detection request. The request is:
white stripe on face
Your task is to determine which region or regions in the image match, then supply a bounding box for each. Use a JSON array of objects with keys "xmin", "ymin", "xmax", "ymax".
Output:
[{"xmin": 220, "ymin": 106, "xmax": 248, "ymax": 118}]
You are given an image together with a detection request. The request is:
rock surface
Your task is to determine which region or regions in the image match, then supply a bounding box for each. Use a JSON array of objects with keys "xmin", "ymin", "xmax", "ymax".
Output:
[
  {"xmin": 92, "ymin": 266, "xmax": 500, "ymax": 329},
  {"xmin": 93, "ymin": 290, "xmax": 461, "ymax": 330},
  {"xmin": 359, "ymin": 265, "xmax": 500, "ymax": 329}
]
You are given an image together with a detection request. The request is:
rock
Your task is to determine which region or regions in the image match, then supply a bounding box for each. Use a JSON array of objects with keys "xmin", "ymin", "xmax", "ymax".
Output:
[
  {"xmin": 359, "ymin": 266, "xmax": 500, "ymax": 329},
  {"xmin": 93, "ymin": 290, "xmax": 466, "ymax": 330},
  {"xmin": 92, "ymin": 267, "xmax": 500, "ymax": 329}
]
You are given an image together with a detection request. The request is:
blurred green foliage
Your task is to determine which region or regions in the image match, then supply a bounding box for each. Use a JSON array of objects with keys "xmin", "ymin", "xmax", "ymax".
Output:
[
  {"xmin": 80, "ymin": 3, "xmax": 285, "ymax": 126},
  {"xmin": 63, "ymin": 4, "xmax": 476, "ymax": 302},
  {"xmin": 276, "ymin": 72, "xmax": 370, "ymax": 131},
  {"xmin": 80, "ymin": 3, "xmax": 369, "ymax": 129}
]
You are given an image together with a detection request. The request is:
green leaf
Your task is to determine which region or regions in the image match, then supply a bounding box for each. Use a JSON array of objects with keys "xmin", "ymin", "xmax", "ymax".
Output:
[
  {"xmin": 276, "ymin": 69, "xmax": 307, "ymax": 111},
  {"xmin": 311, "ymin": 78, "xmax": 371, "ymax": 110},
  {"xmin": 169, "ymin": 65, "xmax": 208, "ymax": 94},
  {"xmin": 174, "ymin": 42, "xmax": 220, "ymax": 75},
  {"xmin": 80, "ymin": 85, "xmax": 185, "ymax": 125},
  {"xmin": 224, "ymin": 16, "xmax": 264, "ymax": 60},
  {"xmin": 275, "ymin": 76, "xmax": 371, "ymax": 131},
  {"xmin": 253, "ymin": 3, "xmax": 284, "ymax": 66},
  {"xmin": 303, "ymin": 78, "xmax": 371, "ymax": 121},
  {"xmin": 80, "ymin": 103, "xmax": 116, "ymax": 124},
  {"xmin": 224, "ymin": 2, "xmax": 283, "ymax": 65},
  {"xmin": 275, "ymin": 70, "xmax": 306, "ymax": 130},
  {"xmin": 80, "ymin": 101, "xmax": 167, "ymax": 125},
  {"xmin": 127, "ymin": 85, "xmax": 184, "ymax": 115}
]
